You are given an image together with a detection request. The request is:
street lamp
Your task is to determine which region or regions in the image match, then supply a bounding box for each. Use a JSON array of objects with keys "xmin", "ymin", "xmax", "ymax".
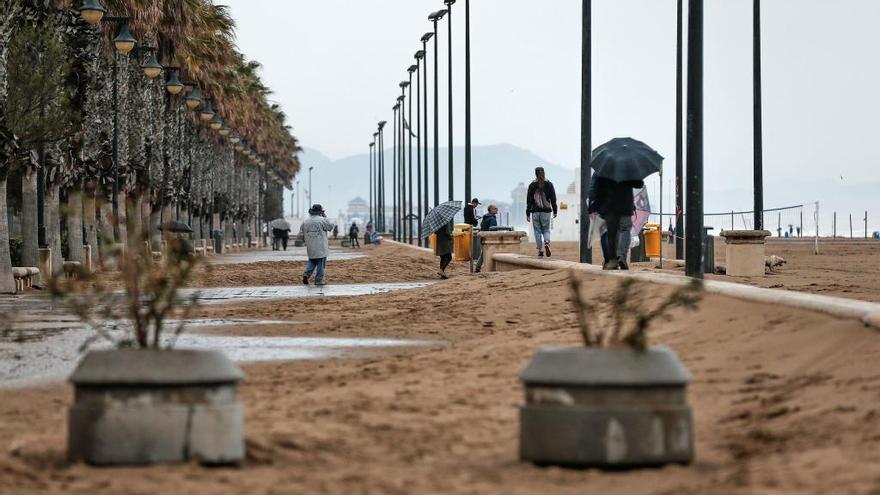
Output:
[
  {"xmin": 413, "ymin": 52, "xmax": 424, "ymax": 245},
  {"xmin": 753, "ymin": 0, "xmax": 764, "ymax": 231},
  {"xmin": 369, "ymin": 140, "xmax": 375, "ymax": 226},
  {"xmin": 308, "ymin": 166, "xmax": 314, "ymax": 207},
  {"xmin": 378, "ymin": 120, "xmax": 387, "ymax": 231},
  {"xmin": 399, "ymin": 84, "xmax": 409, "ymax": 243},
  {"xmin": 406, "ymin": 68, "xmax": 416, "ymax": 245},
  {"xmin": 219, "ymin": 122, "xmax": 231, "ymax": 137},
  {"xmin": 419, "ymin": 34, "xmax": 432, "ymax": 213},
  {"xmin": 463, "ymin": 0, "xmax": 472, "ymax": 204},
  {"xmin": 141, "ymin": 48, "xmax": 162, "ymax": 79},
  {"xmin": 185, "ymin": 85, "xmax": 202, "ymax": 110},
  {"xmin": 199, "ymin": 97, "xmax": 215, "ymax": 122},
  {"xmin": 210, "ymin": 114, "xmax": 223, "ymax": 131},
  {"xmin": 443, "ymin": 0, "xmax": 456, "ymax": 202},
  {"xmin": 579, "ymin": 0, "xmax": 593, "ymax": 264},
  {"xmin": 78, "ymin": 0, "xmax": 106, "ymax": 24},
  {"xmin": 165, "ymin": 68, "xmax": 184, "ymax": 95},
  {"xmin": 427, "ymin": 12, "xmax": 445, "ymax": 206},
  {"xmin": 675, "ymin": 0, "xmax": 684, "ymax": 260},
  {"xmin": 685, "ymin": 0, "xmax": 705, "ymax": 278},
  {"xmin": 392, "ymin": 102, "xmax": 399, "ymax": 240}
]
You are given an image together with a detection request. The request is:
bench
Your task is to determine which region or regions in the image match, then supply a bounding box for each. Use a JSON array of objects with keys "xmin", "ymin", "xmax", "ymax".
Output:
[
  {"xmin": 63, "ymin": 261, "xmax": 82, "ymax": 279},
  {"xmin": 12, "ymin": 267, "xmax": 39, "ymax": 292}
]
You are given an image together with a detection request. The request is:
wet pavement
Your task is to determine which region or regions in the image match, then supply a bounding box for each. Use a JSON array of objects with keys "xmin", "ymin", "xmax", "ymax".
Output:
[
  {"xmin": 187, "ymin": 282, "xmax": 432, "ymax": 304},
  {"xmin": 0, "ymin": 319, "xmax": 432, "ymax": 388},
  {"xmin": 206, "ymin": 246, "xmax": 365, "ymax": 265}
]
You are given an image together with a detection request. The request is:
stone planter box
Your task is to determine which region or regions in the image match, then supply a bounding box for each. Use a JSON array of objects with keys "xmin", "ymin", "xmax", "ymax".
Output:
[
  {"xmin": 719, "ymin": 230, "xmax": 771, "ymax": 277},
  {"xmin": 519, "ymin": 346, "xmax": 693, "ymax": 468},
  {"xmin": 68, "ymin": 349, "xmax": 245, "ymax": 466}
]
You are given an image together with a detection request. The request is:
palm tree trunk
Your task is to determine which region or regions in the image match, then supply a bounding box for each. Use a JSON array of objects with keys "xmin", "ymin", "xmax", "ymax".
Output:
[
  {"xmin": 46, "ymin": 183, "xmax": 62, "ymax": 276},
  {"xmin": 83, "ymin": 183, "xmax": 99, "ymax": 266},
  {"xmin": 0, "ymin": 177, "xmax": 16, "ymax": 293},
  {"xmin": 21, "ymin": 169, "xmax": 38, "ymax": 280},
  {"xmin": 66, "ymin": 185, "xmax": 84, "ymax": 263},
  {"xmin": 125, "ymin": 191, "xmax": 142, "ymax": 245}
]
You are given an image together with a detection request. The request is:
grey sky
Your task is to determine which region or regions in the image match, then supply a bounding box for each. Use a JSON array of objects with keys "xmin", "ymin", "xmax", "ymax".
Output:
[{"xmin": 223, "ymin": 0, "xmax": 880, "ymax": 217}]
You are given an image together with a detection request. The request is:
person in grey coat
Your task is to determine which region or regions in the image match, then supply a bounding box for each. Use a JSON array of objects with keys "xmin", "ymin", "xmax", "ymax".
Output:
[{"xmin": 300, "ymin": 204, "xmax": 335, "ymax": 285}]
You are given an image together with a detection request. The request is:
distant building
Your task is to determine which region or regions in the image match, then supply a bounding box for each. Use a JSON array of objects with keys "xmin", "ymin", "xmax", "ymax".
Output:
[
  {"xmin": 345, "ymin": 196, "xmax": 369, "ymax": 224},
  {"xmin": 510, "ymin": 182, "xmax": 527, "ymax": 227}
]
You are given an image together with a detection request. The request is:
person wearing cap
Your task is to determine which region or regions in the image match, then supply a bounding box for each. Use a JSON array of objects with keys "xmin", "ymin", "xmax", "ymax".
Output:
[
  {"xmin": 463, "ymin": 198, "xmax": 481, "ymax": 227},
  {"xmin": 526, "ymin": 166, "xmax": 558, "ymax": 257},
  {"xmin": 474, "ymin": 204, "xmax": 499, "ymax": 273},
  {"xmin": 300, "ymin": 204, "xmax": 335, "ymax": 286}
]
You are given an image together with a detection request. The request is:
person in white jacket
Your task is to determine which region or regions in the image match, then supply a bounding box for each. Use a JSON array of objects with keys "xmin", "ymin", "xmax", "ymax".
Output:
[{"xmin": 300, "ymin": 204, "xmax": 335, "ymax": 285}]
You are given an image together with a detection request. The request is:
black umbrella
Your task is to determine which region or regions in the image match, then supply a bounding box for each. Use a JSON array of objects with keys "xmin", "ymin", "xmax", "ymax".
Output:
[
  {"xmin": 591, "ymin": 137, "xmax": 663, "ymax": 182},
  {"xmin": 159, "ymin": 220, "xmax": 193, "ymax": 233}
]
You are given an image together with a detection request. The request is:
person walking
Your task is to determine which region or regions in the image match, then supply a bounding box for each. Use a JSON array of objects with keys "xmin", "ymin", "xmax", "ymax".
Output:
[
  {"xmin": 333, "ymin": 224, "xmax": 339, "ymax": 240},
  {"xmin": 526, "ymin": 167, "xmax": 558, "ymax": 257},
  {"xmin": 349, "ymin": 222, "xmax": 360, "ymax": 248},
  {"xmin": 300, "ymin": 204, "xmax": 335, "ymax": 286},
  {"xmin": 474, "ymin": 204, "xmax": 499, "ymax": 273},
  {"xmin": 434, "ymin": 221, "xmax": 454, "ymax": 279},
  {"xmin": 589, "ymin": 176, "xmax": 644, "ymax": 270},
  {"xmin": 463, "ymin": 198, "xmax": 480, "ymax": 227}
]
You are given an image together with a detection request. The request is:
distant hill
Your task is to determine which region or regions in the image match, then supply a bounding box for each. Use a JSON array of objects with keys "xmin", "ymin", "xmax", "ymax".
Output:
[{"xmin": 286, "ymin": 144, "xmax": 576, "ymax": 218}]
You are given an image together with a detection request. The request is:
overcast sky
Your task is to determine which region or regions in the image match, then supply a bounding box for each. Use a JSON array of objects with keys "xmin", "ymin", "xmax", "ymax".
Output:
[{"xmin": 223, "ymin": 0, "xmax": 880, "ymax": 216}]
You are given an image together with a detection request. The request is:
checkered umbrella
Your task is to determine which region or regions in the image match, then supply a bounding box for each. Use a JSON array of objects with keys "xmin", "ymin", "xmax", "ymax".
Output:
[{"xmin": 421, "ymin": 201, "xmax": 462, "ymax": 239}]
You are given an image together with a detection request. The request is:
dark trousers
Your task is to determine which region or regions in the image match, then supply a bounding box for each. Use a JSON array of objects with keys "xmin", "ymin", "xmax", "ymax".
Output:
[
  {"xmin": 604, "ymin": 214, "xmax": 633, "ymax": 262},
  {"xmin": 440, "ymin": 253, "xmax": 452, "ymax": 271},
  {"xmin": 350, "ymin": 234, "xmax": 360, "ymax": 248}
]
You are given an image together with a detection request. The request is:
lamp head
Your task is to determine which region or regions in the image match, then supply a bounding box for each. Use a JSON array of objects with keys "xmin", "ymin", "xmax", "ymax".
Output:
[
  {"xmin": 199, "ymin": 103, "xmax": 215, "ymax": 122},
  {"xmin": 141, "ymin": 48, "xmax": 162, "ymax": 79},
  {"xmin": 165, "ymin": 68, "xmax": 184, "ymax": 94},
  {"xmin": 219, "ymin": 122, "xmax": 231, "ymax": 137},
  {"xmin": 79, "ymin": 0, "xmax": 106, "ymax": 25},
  {"xmin": 112, "ymin": 19, "xmax": 136, "ymax": 54},
  {"xmin": 378, "ymin": 121, "xmax": 387, "ymax": 130},
  {"xmin": 408, "ymin": 64, "xmax": 418, "ymax": 73},
  {"xmin": 393, "ymin": 103, "xmax": 399, "ymax": 111},
  {"xmin": 444, "ymin": 0, "xmax": 456, "ymax": 5},
  {"xmin": 421, "ymin": 32, "xmax": 434, "ymax": 43},
  {"xmin": 185, "ymin": 87, "xmax": 202, "ymax": 109},
  {"xmin": 415, "ymin": 50, "xmax": 425, "ymax": 60},
  {"xmin": 430, "ymin": 9, "xmax": 447, "ymax": 21},
  {"xmin": 399, "ymin": 81, "xmax": 409, "ymax": 88}
]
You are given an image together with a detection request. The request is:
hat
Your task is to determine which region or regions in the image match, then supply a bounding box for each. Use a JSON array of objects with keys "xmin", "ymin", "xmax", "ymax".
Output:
[
  {"xmin": 308, "ymin": 204, "xmax": 325, "ymax": 215},
  {"xmin": 471, "ymin": 198, "xmax": 481, "ymax": 205},
  {"xmin": 535, "ymin": 166, "xmax": 545, "ymax": 176}
]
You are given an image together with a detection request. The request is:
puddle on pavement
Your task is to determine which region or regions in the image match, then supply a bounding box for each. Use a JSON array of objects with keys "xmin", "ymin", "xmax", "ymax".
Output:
[
  {"xmin": 0, "ymin": 318, "xmax": 432, "ymax": 388},
  {"xmin": 185, "ymin": 282, "xmax": 432, "ymax": 304}
]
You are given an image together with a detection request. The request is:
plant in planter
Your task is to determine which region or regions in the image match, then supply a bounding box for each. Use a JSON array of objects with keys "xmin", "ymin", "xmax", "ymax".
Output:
[
  {"xmin": 49, "ymin": 229, "xmax": 244, "ymax": 466},
  {"xmin": 519, "ymin": 272, "xmax": 702, "ymax": 468}
]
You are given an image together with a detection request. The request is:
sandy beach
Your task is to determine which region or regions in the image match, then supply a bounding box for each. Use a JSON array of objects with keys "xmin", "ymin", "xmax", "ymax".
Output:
[{"xmin": 1, "ymin": 242, "xmax": 879, "ymax": 494}]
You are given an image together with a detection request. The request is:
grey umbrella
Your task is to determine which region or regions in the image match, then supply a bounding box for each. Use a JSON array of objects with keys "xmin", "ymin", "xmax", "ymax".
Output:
[
  {"xmin": 159, "ymin": 220, "xmax": 194, "ymax": 233},
  {"xmin": 421, "ymin": 201, "xmax": 462, "ymax": 239}
]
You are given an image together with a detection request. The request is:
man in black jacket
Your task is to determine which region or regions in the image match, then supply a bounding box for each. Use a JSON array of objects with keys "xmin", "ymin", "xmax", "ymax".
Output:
[
  {"xmin": 463, "ymin": 198, "xmax": 480, "ymax": 227},
  {"xmin": 588, "ymin": 176, "xmax": 644, "ymax": 270},
  {"xmin": 526, "ymin": 167, "xmax": 557, "ymax": 257}
]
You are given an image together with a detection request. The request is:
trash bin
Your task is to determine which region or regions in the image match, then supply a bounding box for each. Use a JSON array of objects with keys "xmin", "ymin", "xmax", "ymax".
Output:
[
  {"xmin": 643, "ymin": 223, "xmax": 661, "ymax": 258},
  {"xmin": 453, "ymin": 224, "xmax": 473, "ymax": 262},
  {"xmin": 212, "ymin": 230, "xmax": 224, "ymax": 255},
  {"xmin": 630, "ymin": 232, "xmax": 649, "ymax": 263}
]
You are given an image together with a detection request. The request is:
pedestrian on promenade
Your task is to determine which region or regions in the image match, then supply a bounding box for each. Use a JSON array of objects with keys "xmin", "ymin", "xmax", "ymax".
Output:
[
  {"xmin": 434, "ymin": 221, "xmax": 454, "ymax": 279},
  {"xmin": 349, "ymin": 222, "xmax": 361, "ymax": 248},
  {"xmin": 526, "ymin": 167, "xmax": 558, "ymax": 257},
  {"xmin": 463, "ymin": 198, "xmax": 480, "ymax": 227},
  {"xmin": 300, "ymin": 204, "xmax": 335, "ymax": 286},
  {"xmin": 333, "ymin": 224, "xmax": 339, "ymax": 240},
  {"xmin": 589, "ymin": 176, "xmax": 644, "ymax": 270},
  {"xmin": 270, "ymin": 217, "xmax": 291, "ymax": 251},
  {"xmin": 474, "ymin": 204, "xmax": 499, "ymax": 273}
]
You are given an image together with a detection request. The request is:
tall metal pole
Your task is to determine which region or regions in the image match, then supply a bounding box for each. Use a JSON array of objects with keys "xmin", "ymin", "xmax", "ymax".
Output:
[
  {"xmin": 379, "ymin": 122, "xmax": 386, "ymax": 231},
  {"xmin": 369, "ymin": 141, "xmax": 374, "ymax": 224},
  {"xmin": 685, "ymin": 0, "xmax": 705, "ymax": 279},
  {"xmin": 431, "ymin": 13, "xmax": 444, "ymax": 207},
  {"xmin": 445, "ymin": 0, "xmax": 455, "ymax": 202},
  {"xmin": 415, "ymin": 53, "xmax": 424, "ymax": 245},
  {"xmin": 111, "ymin": 51, "xmax": 120, "ymax": 241},
  {"xmin": 308, "ymin": 166, "xmax": 313, "ymax": 207},
  {"xmin": 421, "ymin": 35, "xmax": 433, "ymax": 214},
  {"xmin": 399, "ymin": 94, "xmax": 406, "ymax": 241},
  {"xmin": 464, "ymin": 0, "xmax": 472, "ymax": 204},
  {"xmin": 393, "ymin": 105, "xmax": 399, "ymax": 239},
  {"xmin": 753, "ymin": 0, "xmax": 764, "ymax": 230},
  {"xmin": 675, "ymin": 0, "xmax": 684, "ymax": 260},
  {"xmin": 578, "ymin": 0, "xmax": 593, "ymax": 264},
  {"xmin": 407, "ymin": 72, "xmax": 415, "ymax": 245}
]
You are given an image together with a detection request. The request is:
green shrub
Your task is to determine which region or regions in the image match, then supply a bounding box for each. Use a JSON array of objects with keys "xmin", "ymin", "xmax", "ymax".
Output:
[{"xmin": 9, "ymin": 237, "xmax": 23, "ymax": 266}]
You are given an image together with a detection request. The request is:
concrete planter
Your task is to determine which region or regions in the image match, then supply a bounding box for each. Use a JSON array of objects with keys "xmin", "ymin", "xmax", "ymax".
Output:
[
  {"xmin": 68, "ymin": 349, "xmax": 245, "ymax": 466},
  {"xmin": 519, "ymin": 346, "xmax": 693, "ymax": 468}
]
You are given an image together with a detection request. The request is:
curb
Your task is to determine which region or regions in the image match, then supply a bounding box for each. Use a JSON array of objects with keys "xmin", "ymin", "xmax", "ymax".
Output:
[{"xmin": 492, "ymin": 253, "xmax": 880, "ymax": 330}]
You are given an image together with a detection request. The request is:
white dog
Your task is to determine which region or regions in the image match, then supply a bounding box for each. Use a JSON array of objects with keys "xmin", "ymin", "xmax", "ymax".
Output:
[{"xmin": 764, "ymin": 255, "xmax": 787, "ymax": 273}]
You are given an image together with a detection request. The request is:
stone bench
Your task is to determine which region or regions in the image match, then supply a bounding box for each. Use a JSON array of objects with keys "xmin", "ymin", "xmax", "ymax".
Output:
[
  {"xmin": 12, "ymin": 267, "xmax": 40, "ymax": 292},
  {"xmin": 478, "ymin": 231, "xmax": 527, "ymax": 272},
  {"xmin": 719, "ymin": 230, "xmax": 771, "ymax": 277},
  {"xmin": 63, "ymin": 261, "xmax": 82, "ymax": 279}
]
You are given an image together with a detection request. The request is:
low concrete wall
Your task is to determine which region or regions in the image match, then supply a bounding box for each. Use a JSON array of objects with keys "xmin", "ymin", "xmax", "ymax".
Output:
[{"xmin": 492, "ymin": 253, "xmax": 880, "ymax": 330}]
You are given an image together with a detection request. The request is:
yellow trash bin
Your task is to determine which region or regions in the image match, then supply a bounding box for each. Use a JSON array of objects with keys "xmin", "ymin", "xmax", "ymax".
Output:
[
  {"xmin": 643, "ymin": 223, "xmax": 661, "ymax": 258},
  {"xmin": 453, "ymin": 224, "xmax": 473, "ymax": 261},
  {"xmin": 429, "ymin": 233, "xmax": 437, "ymax": 254}
]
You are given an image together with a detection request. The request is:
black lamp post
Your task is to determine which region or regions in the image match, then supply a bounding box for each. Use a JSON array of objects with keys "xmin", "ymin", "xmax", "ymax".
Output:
[
  {"xmin": 308, "ymin": 166, "xmax": 314, "ymax": 207},
  {"xmin": 675, "ymin": 0, "xmax": 684, "ymax": 260},
  {"xmin": 579, "ymin": 0, "xmax": 593, "ymax": 264},
  {"xmin": 378, "ymin": 120, "xmax": 387, "ymax": 231},
  {"xmin": 420, "ymin": 33, "xmax": 433, "ymax": 212},
  {"xmin": 369, "ymin": 139, "xmax": 375, "ymax": 226},
  {"xmin": 443, "ymin": 0, "xmax": 455, "ymax": 202},
  {"xmin": 397, "ymin": 91, "xmax": 407, "ymax": 241},
  {"xmin": 464, "ymin": 0, "xmax": 472, "ymax": 204},
  {"xmin": 405, "ymin": 74, "xmax": 415, "ymax": 244},
  {"xmin": 753, "ymin": 0, "xmax": 764, "ymax": 231},
  {"xmin": 685, "ymin": 0, "xmax": 705, "ymax": 278},
  {"xmin": 428, "ymin": 11, "xmax": 445, "ymax": 206},
  {"xmin": 80, "ymin": 4, "xmax": 137, "ymax": 240},
  {"xmin": 414, "ymin": 53, "xmax": 424, "ymax": 245},
  {"xmin": 392, "ymin": 103, "xmax": 399, "ymax": 239}
]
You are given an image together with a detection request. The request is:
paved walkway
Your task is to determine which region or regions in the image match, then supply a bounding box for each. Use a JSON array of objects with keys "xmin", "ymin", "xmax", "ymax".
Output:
[{"xmin": 206, "ymin": 246, "xmax": 365, "ymax": 265}]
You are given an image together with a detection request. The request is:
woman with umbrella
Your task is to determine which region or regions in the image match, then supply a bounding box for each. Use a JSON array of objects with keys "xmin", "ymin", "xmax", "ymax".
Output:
[
  {"xmin": 588, "ymin": 138, "xmax": 662, "ymax": 270},
  {"xmin": 422, "ymin": 201, "xmax": 462, "ymax": 279}
]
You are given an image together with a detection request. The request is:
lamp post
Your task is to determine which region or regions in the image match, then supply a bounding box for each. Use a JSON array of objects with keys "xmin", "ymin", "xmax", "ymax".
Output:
[
  {"xmin": 429, "ymin": 11, "xmax": 445, "ymax": 206},
  {"xmin": 443, "ymin": 0, "xmax": 455, "ymax": 202},
  {"xmin": 397, "ymin": 93, "xmax": 406, "ymax": 241},
  {"xmin": 685, "ymin": 0, "xmax": 705, "ymax": 278},
  {"xmin": 675, "ymin": 0, "xmax": 684, "ymax": 260},
  {"xmin": 420, "ymin": 34, "xmax": 433, "ymax": 213},
  {"xmin": 79, "ymin": 4, "xmax": 137, "ymax": 240},
  {"xmin": 392, "ymin": 103, "xmax": 399, "ymax": 240},
  {"xmin": 378, "ymin": 120, "xmax": 387, "ymax": 232},
  {"xmin": 308, "ymin": 166, "xmax": 314, "ymax": 207},
  {"xmin": 369, "ymin": 140, "xmax": 375, "ymax": 226},
  {"xmin": 579, "ymin": 0, "xmax": 593, "ymax": 264},
  {"xmin": 464, "ymin": 0, "xmax": 472, "ymax": 204},
  {"xmin": 753, "ymin": 0, "xmax": 764, "ymax": 231},
  {"xmin": 414, "ymin": 54, "xmax": 424, "ymax": 245},
  {"xmin": 402, "ymin": 78, "xmax": 413, "ymax": 244}
]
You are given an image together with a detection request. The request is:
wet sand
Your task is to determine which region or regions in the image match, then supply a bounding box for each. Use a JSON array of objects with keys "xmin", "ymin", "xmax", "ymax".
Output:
[{"xmin": 1, "ymin": 245, "xmax": 879, "ymax": 494}]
